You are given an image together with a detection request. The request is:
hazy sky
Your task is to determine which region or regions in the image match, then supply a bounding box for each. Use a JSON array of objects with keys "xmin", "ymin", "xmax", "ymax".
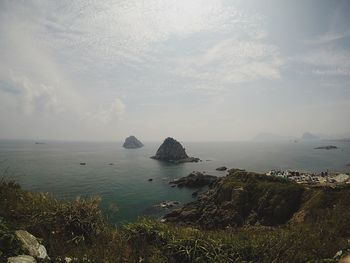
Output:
[{"xmin": 0, "ymin": 0, "xmax": 349, "ymax": 141}]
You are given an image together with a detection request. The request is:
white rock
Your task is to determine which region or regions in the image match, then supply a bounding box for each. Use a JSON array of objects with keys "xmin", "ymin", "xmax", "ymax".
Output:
[
  {"xmin": 7, "ymin": 255, "xmax": 37, "ymax": 263},
  {"xmin": 65, "ymin": 257, "xmax": 73, "ymax": 263},
  {"xmin": 15, "ymin": 230, "xmax": 48, "ymax": 259}
]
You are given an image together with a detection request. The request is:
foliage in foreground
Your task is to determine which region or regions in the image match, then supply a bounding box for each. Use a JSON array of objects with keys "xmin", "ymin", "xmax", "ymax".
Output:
[{"xmin": 0, "ymin": 178, "xmax": 350, "ymax": 262}]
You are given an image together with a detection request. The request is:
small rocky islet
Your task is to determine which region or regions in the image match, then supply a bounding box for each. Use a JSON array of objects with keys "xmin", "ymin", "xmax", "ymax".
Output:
[
  {"xmin": 216, "ymin": 166, "xmax": 227, "ymax": 171},
  {"xmin": 151, "ymin": 137, "xmax": 200, "ymax": 163},
  {"xmin": 314, "ymin": 145, "xmax": 338, "ymax": 150},
  {"xmin": 122, "ymin": 135, "xmax": 144, "ymax": 149}
]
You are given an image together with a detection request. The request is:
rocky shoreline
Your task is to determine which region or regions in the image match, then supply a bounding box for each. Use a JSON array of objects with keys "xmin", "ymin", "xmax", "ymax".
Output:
[
  {"xmin": 169, "ymin": 171, "xmax": 217, "ymax": 188},
  {"xmin": 164, "ymin": 169, "xmax": 305, "ymax": 229}
]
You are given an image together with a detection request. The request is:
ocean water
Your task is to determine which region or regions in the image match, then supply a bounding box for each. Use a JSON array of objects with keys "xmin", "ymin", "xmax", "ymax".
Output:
[{"xmin": 0, "ymin": 139, "xmax": 349, "ymax": 224}]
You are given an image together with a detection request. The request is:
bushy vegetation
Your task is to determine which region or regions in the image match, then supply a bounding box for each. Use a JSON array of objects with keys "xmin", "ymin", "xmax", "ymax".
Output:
[
  {"xmin": 1, "ymin": 176, "xmax": 350, "ymax": 262},
  {"xmin": 0, "ymin": 178, "xmax": 126, "ymax": 262}
]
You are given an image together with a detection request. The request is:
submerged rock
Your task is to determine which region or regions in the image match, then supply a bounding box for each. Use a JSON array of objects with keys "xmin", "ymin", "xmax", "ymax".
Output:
[
  {"xmin": 7, "ymin": 255, "xmax": 36, "ymax": 263},
  {"xmin": 151, "ymin": 137, "xmax": 199, "ymax": 163},
  {"xmin": 169, "ymin": 172, "xmax": 217, "ymax": 188},
  {"xmin": 123, "ymin": 136, "xmax": 143, "ymax": 149},
  {"xmin": 192, "ymin": 190, "xmax": 200, "ymax": 197},
  {"xmin": 15, "ymin": 230, "xmax": 48, "ymax": 259}
]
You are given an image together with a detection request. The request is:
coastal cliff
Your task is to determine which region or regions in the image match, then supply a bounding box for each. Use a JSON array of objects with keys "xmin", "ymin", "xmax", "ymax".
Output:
[{"xmin": 165, "ymin": 169, "xmax": 304, "ymax": 228}]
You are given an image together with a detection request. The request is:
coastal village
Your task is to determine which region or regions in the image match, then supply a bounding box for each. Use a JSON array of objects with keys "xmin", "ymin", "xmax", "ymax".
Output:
[{"xmin": 266, "ymin": 169, "xmax": 350, "ymax": 186}]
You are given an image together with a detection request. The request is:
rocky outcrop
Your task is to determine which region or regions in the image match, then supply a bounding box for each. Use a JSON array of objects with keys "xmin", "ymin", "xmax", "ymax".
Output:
[
  {"xmin": 164, "ymin": 170, "xmax": 304, "ymax": 229},
  {"xmin": 151, "ymin": 137, "xmax": 199, "ymax": 163},
  {"xmin": 15, "ymin": 230, "xmax": 48, "ymax": 260},
  {"xmin": 169, "ymin": 172, "xmax": 217, "ymax": 188},
  {"xmin": 216, "ymin": 166, "xmax": 227, "ymax": 171},
  {"xmin": 123, "ymin": 136, "xmax": 144, "ymax": 149}
]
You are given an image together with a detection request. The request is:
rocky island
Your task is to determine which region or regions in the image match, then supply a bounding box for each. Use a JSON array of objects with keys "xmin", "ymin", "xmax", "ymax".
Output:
[
  {"xmin": 151, "ymin": 137, "xmax": 199, "ymax": 163},
  {"xmin": 302, "ymin": 132, "xmax": 319, "ymax": 140},
  {"xmin": 122, "ymin": 135, "xmax": 144, "ymax": 149}
]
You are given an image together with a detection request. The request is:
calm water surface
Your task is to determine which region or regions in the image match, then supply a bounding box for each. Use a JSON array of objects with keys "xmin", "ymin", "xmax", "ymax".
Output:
[{"xmin": 0, "ymin": 139, "xmax": 349, "ymax": 223}]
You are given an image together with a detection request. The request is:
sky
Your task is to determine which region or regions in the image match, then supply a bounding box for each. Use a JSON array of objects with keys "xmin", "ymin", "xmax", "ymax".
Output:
[{"xmin": 0, "ymin": 0, "xmax": 349, "ymax": 142}]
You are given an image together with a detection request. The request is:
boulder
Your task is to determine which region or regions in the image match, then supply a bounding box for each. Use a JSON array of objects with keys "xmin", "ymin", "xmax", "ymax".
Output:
[
  {"xmin": 123, "ymin": 136, "xmax": 143, "ymax": 149},
  {"xmin": 169, "ymin": 172, "xmax": 217, "ymax": 188},
  {"xmin": 7, "ymin": 255, "xmax": 36, "ymax": 263},
  {"xmin": 151, "ymin": 137, "xmax": 199, "ymax": 163},
  {"xmin": 15, "ymin": 230, "xmax": 48, "ymax": 259}
]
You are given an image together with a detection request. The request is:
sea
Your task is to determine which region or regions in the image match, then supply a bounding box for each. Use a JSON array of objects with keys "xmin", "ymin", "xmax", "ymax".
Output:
[{"xmin": 0, "ymin": 139, "xmax": 349, "ymax": 224}]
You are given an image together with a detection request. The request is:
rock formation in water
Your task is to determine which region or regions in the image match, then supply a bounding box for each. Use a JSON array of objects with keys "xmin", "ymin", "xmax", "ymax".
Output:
[
  {"xmin": 151, "ymin": 137, "xmax": 199, "ymax": 163},
  {"xmin": 123, "ymin": 136, "xmax": 144, "ymax": 149},
  {"xmin": 314, "ymin": 145, "xmax": 338, "ymax": 150}
]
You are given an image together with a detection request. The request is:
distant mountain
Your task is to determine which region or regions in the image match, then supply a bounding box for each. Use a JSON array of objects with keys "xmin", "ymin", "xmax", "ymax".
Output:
[
  {"xmin": 336, "ymin": 138, "xmax": 350, "ymax": 142},
  {"xmin": 301, "ymin": 132, "xmax": 319, "ymax": 140},
  {"xmin": 253, "ymin": 132, "xmax": 297, "ymax": 142}
]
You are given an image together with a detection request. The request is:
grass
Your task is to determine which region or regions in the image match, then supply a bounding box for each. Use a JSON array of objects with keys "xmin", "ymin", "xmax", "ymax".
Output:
[{"xmin": 1, "ymin": 176, "xmax": 350, "ymax": 262}]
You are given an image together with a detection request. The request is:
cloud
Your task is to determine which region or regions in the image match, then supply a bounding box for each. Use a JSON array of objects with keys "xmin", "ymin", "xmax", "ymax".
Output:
[
  {"xmin": 172, "ymin": 39, "xmax": 282, "ymax": 85},
  {"xmin": 2, "ymin": 0, "xmax": 265, "ymax": 69},
  {"xmin": 85, "ymin": 98, "xmax": 126, "ymax": 123},
  {"xmin": 303, "ymin": 30, "xmax": 350, "ymax": 45},
  {"xmin": 297, "ymin": 48, "xmax": 350, "ymax": 76},
  {"xmin": 3, "ymin": 71, "xmax": 62, "ymax": 115}
]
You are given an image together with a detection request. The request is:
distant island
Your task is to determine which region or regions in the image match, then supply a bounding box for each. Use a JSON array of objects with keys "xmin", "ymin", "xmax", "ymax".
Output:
[
  {"xmin": 301, "ymin": 132, "xmax": 319, "ymax": 140},
  {"xmin": 151, "ymin": 137, "xmax": 199, "ymax": 163},
  {"xmin": 314, "ymin": 145, "xmax": 338, "ymax": 150},
  {"xmin": 122, "ymin": 136, "xmax": 144, "ymax": 149},
  {"xmin": 252, "ymin": 132, "xmax": 297, "ymax": 141}
]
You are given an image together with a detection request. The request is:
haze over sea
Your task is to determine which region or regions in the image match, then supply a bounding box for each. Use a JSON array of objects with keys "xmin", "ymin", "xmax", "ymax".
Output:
[{"xmin": 1, "ymin": 139, "xmax": 349, "ymax": 223}]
